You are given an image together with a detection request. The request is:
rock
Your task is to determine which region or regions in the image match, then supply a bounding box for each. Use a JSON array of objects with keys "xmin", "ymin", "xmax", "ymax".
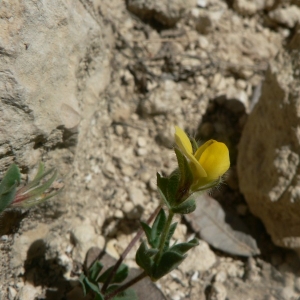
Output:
[
  {"xmin": 179, "ymin": 240, "xmax": 216, "ymax": 273},
  {"xmin": 237, "ymin": 50, "xmax": 300, "ymax": 249},
  {"xmin": 70, "ymin": 223, "xmax": 105, "ymax": 262},
  {"xmin": 269, "ymin": 6, "xmax": 300, "ymax": 29},
  {"xmin": 128, "ymin": 186, "xmax": 145, "ymax": 206},
  {"xmin": 140, "ymin": 80, "xmax": 182, "ymax": 115},
  {"xmin": 233, "ymin": 0, "xmax": 274, "ymax": 16},
  {"xmin": 0, "ymin": 1, "xmax": 112, "ymax": 171},
  {"xmin": 208, "ymin": 282, "xmax": 227, "ymax": 300},
  {"xmin": 8, "ymin": 287, "xmax": 17, "ymax": 300},
  {"xmin": 127, "ymin": 0, "xmax": 196, "ymax": 27},
  {"xmin": 10, "ymin": 224, "xmax": 49, "ymax": 269},
  {"xmin": 16, "ymin": 284, "xmax": 42, "ymax": 300}
]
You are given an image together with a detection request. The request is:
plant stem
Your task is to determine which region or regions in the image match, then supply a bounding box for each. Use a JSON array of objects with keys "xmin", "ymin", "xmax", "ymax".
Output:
[
  {"xmin": 101, "ymin": 205, "xmax": 161, "ymax": 293},
  {"xmin": 104, "ymin": 271, "xmax": 147, "ymax": 300},
  {"xmin": 155, "ymin": 210, "xmax": 174, "ymax": 264}
]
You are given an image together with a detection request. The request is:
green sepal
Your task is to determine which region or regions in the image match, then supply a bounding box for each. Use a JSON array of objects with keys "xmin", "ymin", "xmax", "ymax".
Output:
[
  {"xmin": 174, "ymin": 148, "xmax": 193, "ymax": 198},
  {"xmin": 171, "ymin": 197, "xmax": 196, "ymax": 214},
  {"xmin": 88, "ymin": 261, "xmax": 104, "ymax": 282},
  {"xmin": 97, "ymin": 264, "xmax": 128, "ymax": 284},
  {"xmin": 79, "ymin": 273, "xmax": 104, "ymax": 300},
  {"xmin": 153, "ymin": 251, "xmax": 186, "ymax": 280},
  {"xmin": 135, "ymin": 241, "xmax": 154, "ymax": 277},
  {"xmin": 191, "ymin": 137, "xmax": 199, "ymax": 153},
  {"xmin": 163, "ymin": 222, "xmax": 177, "ymax": 251},
  {"xmin": 169, "ymin": 238, "xmax": 199, "ymax": 255}
]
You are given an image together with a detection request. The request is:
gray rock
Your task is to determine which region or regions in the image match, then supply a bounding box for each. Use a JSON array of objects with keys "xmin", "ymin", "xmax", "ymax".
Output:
[
  {"xmin": 140, "ymin": 80, "xmax": 182, "ymax": 115},
  {"xmin": 269, "ymin": 6, "xmax": 300, "ymax": 29},
  {"xmin": 179, "ymin": 240, "xmax": 216, "ymax": 273},
  {"xmin": 16, "ymin": 284, "xmax": 42, "ymax": 300},
  {"xmin": 237, "ymin": 50, "xmax": 300, "ymax": 249},
  {"xmin": 127, "ymin": 0, "xmax": 196, "ymax": 27},
  {"xmin": 208, "ymin": 282, "xmax": 227, "ymax": 300},
  {"xmin": 0, "ymin": 0, "xmax": 112, "ymax": 171}
]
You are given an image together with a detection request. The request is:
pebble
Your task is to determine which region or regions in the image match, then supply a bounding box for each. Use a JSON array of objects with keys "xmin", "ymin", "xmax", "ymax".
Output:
[
  {"xmin": 137, "ymin": 137, "xmax": 147, "ymax": 148},
  {"xmin": 128, "ymin": 186, "xmax": 145, "ymax": 206},
  {"xmin": 180, "ymin": 240, "xmax": 216, "ymax": 273},
  {"xmin": 8, "ymin": 287, "xmax": 17, "ymax": 300},
  {"xmin": 208, "ymin": 282, "xmax": 227, "ymax": 300},
  {"xmin": 215, "ymin": 270, "xmax": 227, "ymax": 283},
  {"xmin": 16, "ymin": 284, "xmax": 41, "ymax": 300},
  {"xmin": 136, "ymin": 148, "xmax": 147, "ymax": 156}
]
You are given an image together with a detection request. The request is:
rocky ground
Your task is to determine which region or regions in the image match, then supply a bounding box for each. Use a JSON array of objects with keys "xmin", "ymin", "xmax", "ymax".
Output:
[{"xmin": 1, "ymin": 0, "xmax": 300, "ymax": 299}]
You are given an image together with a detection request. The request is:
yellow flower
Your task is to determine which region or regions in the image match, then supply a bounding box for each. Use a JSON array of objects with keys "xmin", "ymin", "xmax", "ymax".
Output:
[{"xmin": 175, "ymin": 126, "xmax": 230, "ymax": 188}]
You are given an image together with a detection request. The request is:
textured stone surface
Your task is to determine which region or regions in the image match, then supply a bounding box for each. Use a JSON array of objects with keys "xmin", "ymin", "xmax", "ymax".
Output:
[
  {"xmin": 0, "ymin": 0, "xmax": 112, "ymax": 171},
  {"xmin": 238, "ymin": 50, "xmax": 300, "ymax": 249},
  {"xmin": 127, "ymin": 0, "xmax": 196, "ymax": 27}
]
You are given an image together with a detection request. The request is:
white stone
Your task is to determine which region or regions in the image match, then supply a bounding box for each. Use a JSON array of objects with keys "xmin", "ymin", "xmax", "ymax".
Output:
[
  {"xmin": 179, "ymin": 240, "xmax": 216, "ymax": 273},
  {"xmin": 128, "ymin": 186, "xmax": 145, "ymax": 206}
]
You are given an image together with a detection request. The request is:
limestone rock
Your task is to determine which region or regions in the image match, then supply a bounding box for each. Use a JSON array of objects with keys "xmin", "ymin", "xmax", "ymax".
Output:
[
  {"xmin": 127, "ymin": 0, "xmax": 196, "ymax": 27},
  {"xmin": 269, "ymin": 6, "xmax": 300, "ymax": 28},
  {"xmin": 140, "ymin": 80, "xmax": 182, "ymax": 115},
  {"xmin": 0, "ymin": 0, "xmax": 112, "ymax": 171},
  {"xmin": 179, "ymin": 240, "xmax": 216, "ymax": 273},
  {"xmin": 237, "ymin": 50, "xmax": 300, "ymax": 249}
]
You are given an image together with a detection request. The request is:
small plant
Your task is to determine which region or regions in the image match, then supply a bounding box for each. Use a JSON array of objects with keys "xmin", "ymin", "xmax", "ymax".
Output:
[
  {"xmin": 80, "ymin": 126, "xmax": 230, "ymax": 300},
  {"xmin": 0, "ymin": 162, "xmax": 61, "ymax": 214}
]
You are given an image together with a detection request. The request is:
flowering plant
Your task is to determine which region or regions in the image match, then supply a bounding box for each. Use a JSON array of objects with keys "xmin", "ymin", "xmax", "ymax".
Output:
[
  {"xmin": 80, "ymin": 126, "xmax": 230, "ymax": 300},
  {"xmin": 0, "ymin": 163, "xmax": 60, "ymax": 213}
]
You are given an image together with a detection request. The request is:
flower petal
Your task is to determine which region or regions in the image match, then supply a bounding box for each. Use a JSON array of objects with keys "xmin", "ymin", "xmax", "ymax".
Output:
[
  {"xmin": 199, "ymin": 141, "xmax": 230, "ymax": 181},
  {"xmin": 175, "ymin": 126, "xmax": 207, "ymax": 177},
  {"xmin": 194, "ymin": 139, "xmax": 214, "ymax": 161},
  {"xmin": 175, "ymin": 126, "xmax": 193, "ymax": 156}
]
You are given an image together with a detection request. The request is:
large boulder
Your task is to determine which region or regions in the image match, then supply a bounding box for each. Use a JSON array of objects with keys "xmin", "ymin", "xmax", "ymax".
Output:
[
  {"xmin": 0, "ymin": 0, "xmax": 112, "ymax": 172},
  {"xmin": 237, "ymin": 49, "xmax": 300, "ymax": 249}
]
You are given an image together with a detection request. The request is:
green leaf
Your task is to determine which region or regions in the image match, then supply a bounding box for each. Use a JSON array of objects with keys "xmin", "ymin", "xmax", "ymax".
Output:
[
  {"xmin": 164, "ymin": 222, "xmax": 177, "ymax": 251},
  {"xmin": 167, "ymin": 170, "xmax": 180, "ymax": 206},
  {"xmin": 88, "ymin": 261, "xmax": 103, "ymax": 282},
  {"xmin": 153, "ymin": 251, "xmax": 186, "ymax": 280},
  {"xmin": 79, "ymin": 274, "xmax": 104, "ymax": 299},
  {"xmin": 19, "ymin": 170, "xmax": 57, "ymax": 199},
  {"xmin": 157, "ymin": 186, "xmax": 170, "ymax": 209},
  {"xmin": 135, "ymin": 241, "xmax": 154, "ymax": 277},
  {"xmin": 113, "ymin": 288, "xmax": 138, "ymax": 300},
  {"xmin": 174, "ymin": 148, "xmax": 193, "ymax": 199},
  {"xmin": 140, "ymin": 221, "xmax": 152, "ymax": 246},
  {"xmin": 150, "ymin": 208, "xmax": 166, "ymax": 248},
  {"xmin": 157, "ymin": 173, "xmax": 169, "ymax": 204},
  {"xmin": 171, "ymin": 197, "xmax": 196, "ymax": 214},
  {"xmin": 98, "ymin": 264, "xmax": 128, "ymax": 284},
  {"xmin": 79, "ymin": 273, "xmax": 87, "ymax": 295},
  {"xmin": 0, "ymin": 164, "xmax": 21, "ymax": 195},
  {"xmin": 169, "ymin": 238, "xmax": 199, "ymax": 255},
  {"xmin": 0, "ymin": 185, "xmax": 17, "ymax": 213}
]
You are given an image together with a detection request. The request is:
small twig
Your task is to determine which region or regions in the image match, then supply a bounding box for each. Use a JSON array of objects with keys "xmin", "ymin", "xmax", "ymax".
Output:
[{"xmin": 101, "ymin": 205, "xmax": 161, "ymax": 293}]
